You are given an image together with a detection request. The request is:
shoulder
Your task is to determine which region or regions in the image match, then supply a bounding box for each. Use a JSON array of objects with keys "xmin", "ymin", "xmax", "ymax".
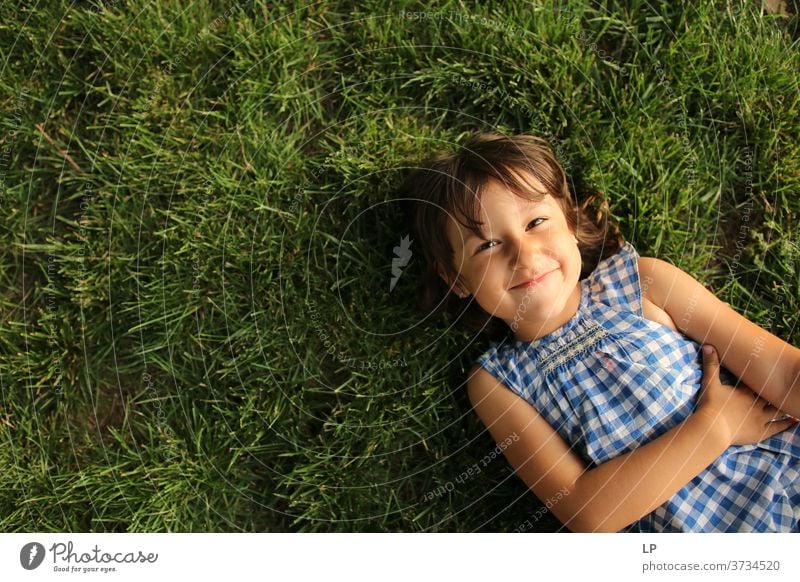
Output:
[
  {"xmin": 636, "ymin": 255, "xmax": 682, "ymax": 306},
  {"xmin": 636, "ymin": 255, "xmax": 659, "ymax": 303},
  {"xmin": 584, "ymin": 241, "xmax": 644, "ymax": 316},
  {"xmin": 473, "ymin": 341, "xmax": 525, "ymax": 392},
  {"xmin": 467, "ymin": 363, "xmax": 514, "ymax": 408},
  {"xmin": 586, "ymin": 241, "xmax": 640, "ymax": 287},
  {"xmin": 467, "ymin": 363, "xmax": 495, "ymax": 401}
]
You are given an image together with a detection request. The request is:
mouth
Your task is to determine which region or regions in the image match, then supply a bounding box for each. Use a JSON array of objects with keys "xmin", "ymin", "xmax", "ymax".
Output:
[{"xmin": 510, "ymin": 269, "xmax": 555, "ymax": 290}]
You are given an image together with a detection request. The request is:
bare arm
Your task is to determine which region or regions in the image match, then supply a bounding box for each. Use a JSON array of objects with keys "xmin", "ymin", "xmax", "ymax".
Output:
[
  {"xmin": 467, "ymin": 349, "xmax": 794, "ymax": 532},
  {"xmin": 638, "ymin": 256, "xmax": 800, "ymax": 418}
]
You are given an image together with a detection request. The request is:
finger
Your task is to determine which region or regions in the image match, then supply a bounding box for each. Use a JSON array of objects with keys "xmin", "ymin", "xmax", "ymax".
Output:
[{"xmin": 701, "ymin": 345, "xmax": 720, "ymax": 387}]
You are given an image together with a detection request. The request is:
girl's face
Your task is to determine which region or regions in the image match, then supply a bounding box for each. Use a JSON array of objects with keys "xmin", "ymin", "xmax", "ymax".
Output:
[{"xmin": 439, "ymin": 175, "xmax": 583, "ymax": 341}]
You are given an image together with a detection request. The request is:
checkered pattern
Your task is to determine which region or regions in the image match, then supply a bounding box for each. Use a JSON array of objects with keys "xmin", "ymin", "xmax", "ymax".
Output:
[{"xmin": 477, "ymin": 241, "xmax": 800, "ymax": 532}]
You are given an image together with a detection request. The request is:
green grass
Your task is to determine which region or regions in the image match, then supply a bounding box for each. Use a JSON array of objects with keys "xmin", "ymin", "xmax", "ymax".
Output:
[{"xmin": 0, "ymin": 0, "xmax": 798, "ymax": 532}]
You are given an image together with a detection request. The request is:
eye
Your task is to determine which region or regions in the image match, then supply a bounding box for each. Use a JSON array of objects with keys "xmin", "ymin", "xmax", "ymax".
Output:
[
  {"xmin": 475, "ymin": 216, "xmax": 547, "ymax": 255},
  {"xmin": 475, "ymin": 239, "xmax": 496, "ymax": 253}
]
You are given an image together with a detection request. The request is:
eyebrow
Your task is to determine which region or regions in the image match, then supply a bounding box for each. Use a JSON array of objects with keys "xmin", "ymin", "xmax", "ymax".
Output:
[{"xmin": 463, "ymin": 200, "xmax": 547, "ymax": 241}]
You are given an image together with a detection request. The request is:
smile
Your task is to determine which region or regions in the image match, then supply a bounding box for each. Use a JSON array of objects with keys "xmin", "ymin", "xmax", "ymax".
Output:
[{"xmin": 510, "ymin": 269, "xmax": 555, "ymax": 289}]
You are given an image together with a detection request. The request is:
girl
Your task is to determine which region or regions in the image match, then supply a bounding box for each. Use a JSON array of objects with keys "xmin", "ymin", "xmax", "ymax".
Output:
[{"xmin": 406, "ymin": 132, "xmax": 800, "ymax": 532}]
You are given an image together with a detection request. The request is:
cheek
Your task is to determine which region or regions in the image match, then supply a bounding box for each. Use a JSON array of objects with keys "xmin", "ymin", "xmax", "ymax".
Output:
[
  {"xmin": 569, "ymin": 247, "xmax": 583, "ymax": 277},
  {"xmin": 469, "ymin": 260, "xmax": 499, "ymax": 291},
  {"xmin": 554, "ymin": 241, "xmax": 579, "ymax": 272}
]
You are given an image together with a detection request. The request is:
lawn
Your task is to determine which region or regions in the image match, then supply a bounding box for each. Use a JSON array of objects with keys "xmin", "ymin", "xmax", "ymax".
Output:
[{"xmin": 1, "ymin": 0, "xmax": 799, "ymax": 532}]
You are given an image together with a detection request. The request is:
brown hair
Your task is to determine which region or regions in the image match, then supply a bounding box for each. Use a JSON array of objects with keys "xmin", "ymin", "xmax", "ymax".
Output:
[{"xmin": 403, "ymin": 132, "xmax": 625, "ymax": 342}]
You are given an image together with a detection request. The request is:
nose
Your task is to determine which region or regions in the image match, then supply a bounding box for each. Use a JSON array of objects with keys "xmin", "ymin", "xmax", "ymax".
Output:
[{"xmin": 507, "ymin": 236, "xmax": 538, "ymax": 271}]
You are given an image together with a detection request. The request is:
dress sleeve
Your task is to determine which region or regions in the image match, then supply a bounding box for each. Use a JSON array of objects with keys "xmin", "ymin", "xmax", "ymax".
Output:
[
  {"xmin": 585, "ymin": 241, "xmax": 643, "ymax": 317},
  {"xmin": 475, "ymin": 344, "xmax": 523, "ymax": 397}
]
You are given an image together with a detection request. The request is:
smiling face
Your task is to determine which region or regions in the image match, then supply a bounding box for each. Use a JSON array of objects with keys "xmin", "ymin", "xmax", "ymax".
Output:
[{"xmin": 438, "ymin": 175, "xmax": 583, "ymax": 341}]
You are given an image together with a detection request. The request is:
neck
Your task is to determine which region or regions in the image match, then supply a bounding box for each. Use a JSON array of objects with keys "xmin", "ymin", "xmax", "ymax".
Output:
[{"xmin": 510, "ymin": 281, "xmax": 582, "ymax": 342}]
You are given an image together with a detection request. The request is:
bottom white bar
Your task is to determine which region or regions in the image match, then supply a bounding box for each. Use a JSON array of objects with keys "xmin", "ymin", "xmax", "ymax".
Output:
[{"xmin": 1, "ymin": 533, "xmax": 797, "ymax": 581}]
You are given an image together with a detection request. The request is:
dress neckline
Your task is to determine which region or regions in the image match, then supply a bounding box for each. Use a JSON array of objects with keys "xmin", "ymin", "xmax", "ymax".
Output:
[{"xmin": 509, "ymin": 277, "xmax": 590, "ymax": 348}]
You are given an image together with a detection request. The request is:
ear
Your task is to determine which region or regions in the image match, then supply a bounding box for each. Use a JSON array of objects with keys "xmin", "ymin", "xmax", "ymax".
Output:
[
  {"xmin": 435, "ymin": 262, "xmax": 469, "ymax": 298},
  {"xmin": 435, "ymin": 262, "xmax": 453, "ymax": 286}
]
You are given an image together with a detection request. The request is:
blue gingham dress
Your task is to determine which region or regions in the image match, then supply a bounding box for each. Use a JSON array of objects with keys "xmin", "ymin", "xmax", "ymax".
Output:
[{"xmin": 476, "ymin": 241, "xmax": 800, "ymax": 532}]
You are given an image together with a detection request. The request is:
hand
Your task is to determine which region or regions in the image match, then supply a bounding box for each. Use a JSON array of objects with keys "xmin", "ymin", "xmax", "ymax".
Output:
[{"xmin": 696, "ymin": 344, "xmax": 798, "ymax": 447}]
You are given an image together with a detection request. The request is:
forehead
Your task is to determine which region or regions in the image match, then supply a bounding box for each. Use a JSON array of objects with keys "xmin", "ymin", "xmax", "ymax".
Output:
[{"xmin": 446, "ymin": 176, "xmax": 554, "ymax": 243}]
